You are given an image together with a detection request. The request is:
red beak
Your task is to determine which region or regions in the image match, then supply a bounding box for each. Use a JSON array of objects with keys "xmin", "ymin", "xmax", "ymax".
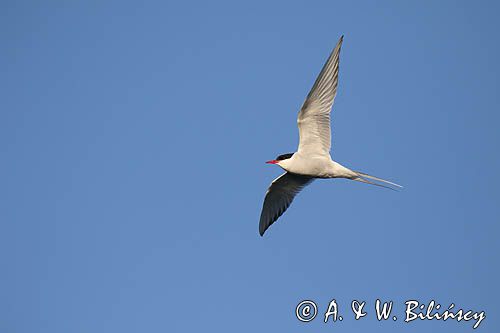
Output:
[{"xmin": 266, "ymin": 160, "xmax": 278, "ymax": 164}]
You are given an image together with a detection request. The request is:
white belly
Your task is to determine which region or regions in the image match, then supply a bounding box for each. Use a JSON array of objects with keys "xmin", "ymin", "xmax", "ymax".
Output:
[
  {"xmin": 278, "ymin": 153, "xmax": 356, "ymax": 179},
  {"xmin": 283, "ymin": 154, "xmax": 334, "ymax": 178}
]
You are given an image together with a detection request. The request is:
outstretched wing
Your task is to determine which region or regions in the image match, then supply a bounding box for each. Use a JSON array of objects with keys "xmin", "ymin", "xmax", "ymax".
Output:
[
  {"xmin": 297, "ymin": 35, "xmax": 343, "ymax": 156},
  {"xmin": 259, "ymin": 172, "xmax": 314, "ymax": 236}
]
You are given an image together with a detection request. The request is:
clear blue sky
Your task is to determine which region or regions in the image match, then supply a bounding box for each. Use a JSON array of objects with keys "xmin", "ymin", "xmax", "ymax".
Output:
[{"xmin": 1, "ymin": 1, "xmax": 499, "ymax": 332}]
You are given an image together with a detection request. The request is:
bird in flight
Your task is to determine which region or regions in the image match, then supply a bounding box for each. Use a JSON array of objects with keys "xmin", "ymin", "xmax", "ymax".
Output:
[{"xmin": 259, "ymin": 36, "xmax": 401, "ymax": 236}]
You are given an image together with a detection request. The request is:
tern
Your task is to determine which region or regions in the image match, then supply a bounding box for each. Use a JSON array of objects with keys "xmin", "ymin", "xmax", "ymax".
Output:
[{"xmin": 259, "ymin": 36, "xmax": 401, "ymax": 236}]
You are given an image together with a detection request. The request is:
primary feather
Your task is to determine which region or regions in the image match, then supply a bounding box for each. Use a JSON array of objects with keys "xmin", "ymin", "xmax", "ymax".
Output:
[
  {"xmin": 259, "ymin": 173, "xmax": 314, "ymax": 236},
  {"xmin": 297, "ymin": 35, "xmax": 343, "ymax": 157}
]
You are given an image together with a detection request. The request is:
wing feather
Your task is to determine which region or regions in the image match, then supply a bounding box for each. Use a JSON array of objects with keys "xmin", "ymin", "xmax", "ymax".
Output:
[
  {"xmin": 297, "ymin": 35, "xmax": 343, "ymax": 156},
  {"xmin": 259, "ymin": 172, "xmax": 314, "ymax": 236}
]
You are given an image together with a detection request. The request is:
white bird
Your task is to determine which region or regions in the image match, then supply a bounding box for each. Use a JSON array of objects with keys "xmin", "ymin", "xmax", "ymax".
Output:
[{"xmin": 259, "ymin": 36, "xmax": 401, "ymax": 236}]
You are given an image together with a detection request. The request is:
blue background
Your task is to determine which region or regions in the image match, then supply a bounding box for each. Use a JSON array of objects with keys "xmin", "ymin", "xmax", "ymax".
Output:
[{"xmin": 1, "ymin": 1, "xmax": 499, "ymax": 332}]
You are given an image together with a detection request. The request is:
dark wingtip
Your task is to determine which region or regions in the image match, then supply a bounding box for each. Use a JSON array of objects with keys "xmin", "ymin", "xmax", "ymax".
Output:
[
  {"xmin": 337, "ymin": 35, "xmax": 344, "ymax": 49},
  {"xmin": 259, "ymin": 224, "xmax": 266, "ymax": 237}
]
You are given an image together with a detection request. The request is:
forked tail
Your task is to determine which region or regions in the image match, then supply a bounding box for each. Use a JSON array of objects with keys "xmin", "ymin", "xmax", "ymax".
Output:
[{"xmin": 352, "ymin": 171, "xmax": 403, "ymax": 191}]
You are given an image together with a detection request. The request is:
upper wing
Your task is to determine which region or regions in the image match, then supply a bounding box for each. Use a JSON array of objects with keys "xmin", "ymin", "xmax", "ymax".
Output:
[
  {"xmin": 259, "ymin": 172, "xmax": 314, "ymax": 236},
  {"xmin": 297, "ymin": 35, "xmax": 343, "ymax": 156}
]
